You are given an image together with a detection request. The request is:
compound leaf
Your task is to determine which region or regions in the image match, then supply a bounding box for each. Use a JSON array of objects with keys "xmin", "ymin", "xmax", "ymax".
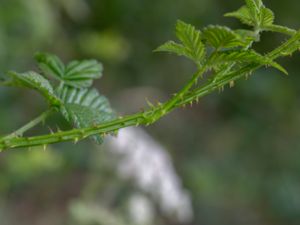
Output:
[
  {"xmin": 155, "ymin": 20, "xmax": 205, "ymax": 66},
  {"xmin": 225, "ymin": 0, "xmax": 275, "ymax": 30},
  {"xmin": 35, "ymin": 52, "xmax": 103, "ymax": 88}
]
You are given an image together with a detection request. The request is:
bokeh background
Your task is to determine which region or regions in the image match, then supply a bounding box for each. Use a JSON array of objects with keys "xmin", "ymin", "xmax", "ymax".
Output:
[{"xmin": 0, "ymin": 0, "xmax": 300, "ymax": 224}]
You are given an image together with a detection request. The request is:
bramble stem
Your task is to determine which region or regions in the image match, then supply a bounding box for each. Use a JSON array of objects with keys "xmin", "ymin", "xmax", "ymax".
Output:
[
  {"xmin": 165, "ymin": 66, "xmax": 207, "ymax": 110},
  {"xmin": 149, "ymin": 66, "xmax": 207, "ymax": 122},
  {"xmin": 0, "ymin": 30, "xmax": 299, "ymax": 151}
]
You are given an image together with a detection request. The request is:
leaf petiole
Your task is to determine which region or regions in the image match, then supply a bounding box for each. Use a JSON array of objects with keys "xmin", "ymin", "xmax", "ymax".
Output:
[{"xmin": 1, "ymin": 108, "xmax": 55, "ymax": 141}]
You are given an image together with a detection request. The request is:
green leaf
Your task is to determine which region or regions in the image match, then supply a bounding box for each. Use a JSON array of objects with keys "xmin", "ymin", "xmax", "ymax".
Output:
[
  {"xmin": 175, "ymin": 20, "xmax": 205, "ymax": 64},
  {"xmin": 155, "ymin": 20, "xmax": 205, "ymax": 66},
  {"xmin": 245, "ymin": 0, "xmax": 262, "ymax": 22},
  {"xmin": 248, "ymin": 0, "xmax": 263, "ymax": 8},
  {"xmin": 7, "ymin": 71, "xmax": 61, "ymax": 106},
  {"xmin": 154, "ymin": 41, "xmax": 205, "ymax": 65},
  {"xmin": 64, "ymin": 60, "xmax": 103, "ymax": 88},
  {"xmin": 35, "ymin": 52, "xmax": 65, "ymax": 80},
  {"xmin": 203, "ymin": 25, "xmax": 249, "ymax": 49},
  {"xmin": 225, "ymin": 6, "xmax": 254, "ymax": 26},
  {"xmin": 208, "ymin": 50, "xmax": 288, "ymax": 75},
  {"xmin": 58, "ymin": 86, "xmax": 116, "ymax": 144},
  {"xmin": 35, "ymin": 52, "xmax": 103, "ymax": 88},
  {"xmin": 154, "ymin": 41, "xmax": 187, "ymax": 56},
  {"xmin": 260, "ymin": 8, "xmax": 275, "ymax": 27},
  {"xmin": 225, "ymin": 0, "xmax": 275, "ymax": 30}
]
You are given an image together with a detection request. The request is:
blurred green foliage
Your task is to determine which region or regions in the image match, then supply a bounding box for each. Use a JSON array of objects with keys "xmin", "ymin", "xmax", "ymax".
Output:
[{"xmin": 0, "ymin": 0, "xmax": 300, "ymax": 224}]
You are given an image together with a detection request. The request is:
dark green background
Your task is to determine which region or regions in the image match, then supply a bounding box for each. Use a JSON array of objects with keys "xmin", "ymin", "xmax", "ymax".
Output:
[{"xmin": 0, "ymin": 0, "xmax": 300, "ymax": 224}]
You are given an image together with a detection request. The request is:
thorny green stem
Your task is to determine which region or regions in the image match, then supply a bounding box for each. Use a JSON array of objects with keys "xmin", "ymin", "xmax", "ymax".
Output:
[
  {"xmin": 0, "ymin": 30, "xmax": 300, "ymax": 151},
  {"xmin": 149, "ymin": 65, "xmax": 207, "ymax": 122}
]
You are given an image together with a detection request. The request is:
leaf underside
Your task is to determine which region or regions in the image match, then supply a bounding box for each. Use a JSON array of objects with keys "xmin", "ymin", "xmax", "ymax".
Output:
[
  {"xmin": 203, "ymin": 25, "xmax": 249, "ymax": 49},
  {"xmin": 58, "ymin": 86, "xmax": 116, "ymax": 144}
]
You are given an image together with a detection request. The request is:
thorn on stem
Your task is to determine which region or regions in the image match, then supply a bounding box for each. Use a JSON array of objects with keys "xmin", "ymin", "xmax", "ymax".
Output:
[
  {"xmin": 146, "ymin": 98, "xmax": 154, "ymax": 108},
  {"xmin": 112, "ymin": 130, "xmax": 119, "ymax": 137}
]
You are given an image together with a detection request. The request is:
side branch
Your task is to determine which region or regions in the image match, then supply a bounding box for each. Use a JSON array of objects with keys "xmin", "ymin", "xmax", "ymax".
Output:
[{"xmin": 1, "ymin": 109, "xmax": 54, "ymax": 141}]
